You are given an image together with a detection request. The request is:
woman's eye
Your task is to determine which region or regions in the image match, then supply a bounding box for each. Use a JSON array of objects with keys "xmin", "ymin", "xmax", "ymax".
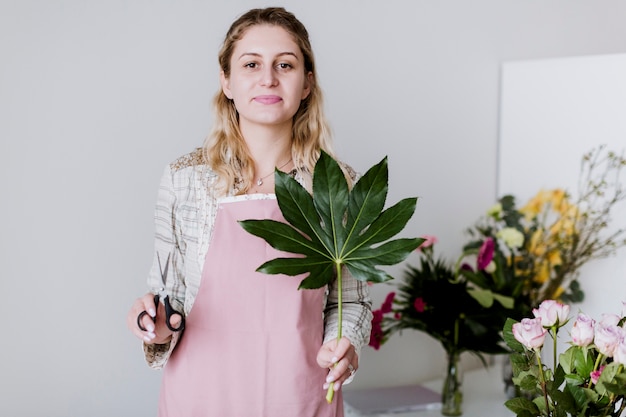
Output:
[
  {"xmin": 244, "ymin": 62, "xmax": 258, "ymax": 69},
  {"xmin": 277, "ymin": 63, "xmax": 293, "ymax": 70}
]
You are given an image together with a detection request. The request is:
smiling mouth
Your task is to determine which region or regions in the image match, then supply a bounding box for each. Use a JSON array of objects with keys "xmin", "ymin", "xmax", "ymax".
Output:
[{"xmin": 254, "ymin": 95, "xmax": 282, "ymax": 104}]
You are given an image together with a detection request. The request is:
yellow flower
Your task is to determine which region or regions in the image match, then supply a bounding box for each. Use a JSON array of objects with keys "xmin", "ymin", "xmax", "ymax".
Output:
[
  {"xmin": 520, "ymin": 190, "xmax": 550, "ymax": 219},
  {"xmin": 528, "ymin": 229, "xmax": 547, "ymax": 257},
  {"xmin": 533, "ymin": 260, "xmax": 550, "ymax": 284},
  {"xmin": 546, "ymin": 249, "xmax": 562, "ymax": 266},
  {"xmin": 549, "ymin": 189, "xmax": 568, "ymax": 214}
]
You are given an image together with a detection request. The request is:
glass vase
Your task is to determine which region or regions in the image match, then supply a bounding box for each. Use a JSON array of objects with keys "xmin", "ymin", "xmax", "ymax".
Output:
[{"xmin": 441, "ymin": 350, "xmax": 463, "ymax": 416}]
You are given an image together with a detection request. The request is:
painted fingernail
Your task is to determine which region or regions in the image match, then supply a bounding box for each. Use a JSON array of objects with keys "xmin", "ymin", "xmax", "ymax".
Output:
[
  {"xmin": 326, "ymin": 374, "xmax": 335, "ymax": 383},
  {"xmin": 149, "ymin": 308, "xmax": 156, "ymax": 317},
  {"xmin": 333, "ymin": 381, "xmax": 341, "ymax": 391},
  {"xmin": 323, "ymin": 383, "xmax": 329, "ymax": 390},
  {"xmin": 331, "ymin": 356, "xmax": 338, "ymax": 363},
  {"xmin": 147, "ymin": 324, "xmax": 155, "ymax": 332}
]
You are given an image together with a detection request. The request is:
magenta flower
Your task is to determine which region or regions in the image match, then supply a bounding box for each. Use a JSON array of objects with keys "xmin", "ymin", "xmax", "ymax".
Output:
[
  {"xmin": 590, "ymin": 365, "xmax": 606, "ymax": 385},
  {"xmin": 477, "ymin": 238, "xmax": 495, "ymax": 271},
  {"xmin": 381, "ymin": 292, "xmax": 396, "ymax": 314},
  {"xmin": 369, "ymin": 310, "xmax": 384, "ymax": 350},
  {"xmin": 413, "ymin": 297, "xmax": 426, "ymax": 313}
]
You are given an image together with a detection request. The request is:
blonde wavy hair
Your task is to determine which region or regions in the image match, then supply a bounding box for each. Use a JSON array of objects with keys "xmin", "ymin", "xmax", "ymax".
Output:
[{"xmin": 203, "ymin": 7, "xmax": 335, "ymax": 195}]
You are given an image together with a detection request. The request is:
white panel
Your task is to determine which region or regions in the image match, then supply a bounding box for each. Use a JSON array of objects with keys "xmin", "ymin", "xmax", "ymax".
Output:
[{"xmin": 498, "ymin": 53, "xmax": 626, "ymax": 324}]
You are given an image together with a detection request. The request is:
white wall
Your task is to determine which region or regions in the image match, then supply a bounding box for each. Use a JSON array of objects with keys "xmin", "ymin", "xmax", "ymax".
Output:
[
  {"xmin": 2, "ymin": 1, "xmax": 626, "ymax": 415},
  {"xmin": 499, "ymin": 53, "xmax": 626, "ymax": 361}
]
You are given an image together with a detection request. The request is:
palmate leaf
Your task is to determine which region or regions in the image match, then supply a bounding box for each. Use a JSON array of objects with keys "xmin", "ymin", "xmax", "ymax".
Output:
[{"xmin": 239, "ymin": 151, "xmax": 423, "ymax": 287}]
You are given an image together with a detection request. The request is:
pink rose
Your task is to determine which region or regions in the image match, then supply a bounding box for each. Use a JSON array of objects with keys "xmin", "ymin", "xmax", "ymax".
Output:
[
  {"xmin": 571, "ymin": 314, "xmax": 595, "ymax": 347},
  {"xmin": 613, "ymin": 340, "xmax": 626, "ymax": 366},
  {"xmin": 594, "ymin": 322, "xmax": 624, "ymax": 357},
  {"xmin": 599, "ymin": 313, "xmax": 621, "ymax": 327},
  {"xmin": 417, "ymin": 235, "xmax": 438, "ymax": 251},
  {"xmin": 512, "ymin": 318, "xmax": 547, "ymax": 350},
  {"xmin": 533, "ymin": 300, "xmax": 570, "ymax": 328}
]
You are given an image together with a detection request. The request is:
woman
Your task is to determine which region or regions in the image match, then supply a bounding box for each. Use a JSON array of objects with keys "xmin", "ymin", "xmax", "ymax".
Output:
[{"xmin": 127, "ymin": 7, "xmax": 372, "ymax": 417}]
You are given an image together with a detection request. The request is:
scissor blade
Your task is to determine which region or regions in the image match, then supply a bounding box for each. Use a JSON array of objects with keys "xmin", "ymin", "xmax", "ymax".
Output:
[{"xmin": 157, "ymin": 252, "xmax": 171, "ymax": 286}]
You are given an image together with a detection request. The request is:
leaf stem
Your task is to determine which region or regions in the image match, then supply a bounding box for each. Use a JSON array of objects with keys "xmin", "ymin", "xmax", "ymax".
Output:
[
  {"xmin": 326, "ymin": 261, "xmax": 343, "ymax": 404},
  {"xmin": 536, "ymin": 350, "xmax": 551, "ymax": 416}
]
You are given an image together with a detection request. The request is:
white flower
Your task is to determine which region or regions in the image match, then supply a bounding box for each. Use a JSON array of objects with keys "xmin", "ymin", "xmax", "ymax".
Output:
[
  {"xmin": 496, "ymin": 227, "xmax": 524, "ymax": 249},
  {"xmin": 487, "ymin": 203, "xmax": 502, "ymax": 219}
]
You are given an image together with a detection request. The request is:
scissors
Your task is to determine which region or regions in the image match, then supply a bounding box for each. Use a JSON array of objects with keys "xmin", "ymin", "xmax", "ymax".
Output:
[{"xmin": 137, "ymin": 252, "xmax": 185, "ymax": 333}]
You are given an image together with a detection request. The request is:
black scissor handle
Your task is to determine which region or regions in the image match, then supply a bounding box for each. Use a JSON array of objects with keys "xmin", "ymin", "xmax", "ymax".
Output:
[
  {"xmin": 136, "ymin": 294, "xmax": 160, "ymax": 332},
  {"xmin": 163, "ymin": 295, "xmax": 185, "ymax": 332},
  {"xmin": 137, "ymin": 294, "xmax": 185, "ymax": 333}
]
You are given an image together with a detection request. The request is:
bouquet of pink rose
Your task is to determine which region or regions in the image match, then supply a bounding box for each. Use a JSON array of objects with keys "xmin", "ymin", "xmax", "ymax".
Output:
[{"xmin": 503, "ymin": 300, "xmax": 626, "ymax": 417}]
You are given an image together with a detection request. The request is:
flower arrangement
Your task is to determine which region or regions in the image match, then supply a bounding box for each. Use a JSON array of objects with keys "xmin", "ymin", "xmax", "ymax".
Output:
[
  {"xmin": 370, "ymin": 237, "xmax": 520, "ymax": 415},
  {"xmin": 370, "ymin": 236, "xmax": 515, "ymax": 358},
  {"xmin": 463, "ymin": 145, "xmax": 626, "ymax": 310},
  {"xmin": 504, "ymin": 299, "xmax": 626, "ymax": 417}
]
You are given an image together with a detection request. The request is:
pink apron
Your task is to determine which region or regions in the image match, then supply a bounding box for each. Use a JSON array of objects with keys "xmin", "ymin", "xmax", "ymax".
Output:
[{"xmin": 158, "ymin": 197, "xmax": 343, "ymax": 417}]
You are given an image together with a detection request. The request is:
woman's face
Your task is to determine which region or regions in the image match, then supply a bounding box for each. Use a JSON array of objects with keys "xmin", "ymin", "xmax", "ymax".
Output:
[{"xmin": 221, "ymin": 24, "xmax": 312, "ymax": 133}]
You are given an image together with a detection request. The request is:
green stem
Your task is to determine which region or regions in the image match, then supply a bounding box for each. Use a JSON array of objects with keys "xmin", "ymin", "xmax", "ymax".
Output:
[
  {"xmin": 552, "ymin": 327, "xmax": 557, "ymax": 380},
  {"xmin": 326, "ymin": 261, "xmax": 343, "ymax": 404},
  {"xmin": 536, "ymin": 350, "xmax": 551, "ymax": 417}
]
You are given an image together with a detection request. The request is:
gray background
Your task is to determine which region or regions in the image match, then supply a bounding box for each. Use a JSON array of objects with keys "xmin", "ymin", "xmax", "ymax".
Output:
[{"xmin": 1, "ymin": 1, "xmax": 625, "ymax": 416}]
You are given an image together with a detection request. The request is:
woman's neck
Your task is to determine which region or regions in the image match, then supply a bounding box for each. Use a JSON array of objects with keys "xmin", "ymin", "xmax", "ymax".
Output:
[{"xmin": 241, "ymin": 123, "xmax": 293, "ymax": 169}]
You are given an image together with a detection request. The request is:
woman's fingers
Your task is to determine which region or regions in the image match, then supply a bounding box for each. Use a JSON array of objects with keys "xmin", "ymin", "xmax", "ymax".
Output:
[
  {"xmin": 319, "ymin": 337, "xmax": 358, "ymax": 390},
  {"xmin": 127, "ymin": 293, "xmax": 157, "ymax": 342}
]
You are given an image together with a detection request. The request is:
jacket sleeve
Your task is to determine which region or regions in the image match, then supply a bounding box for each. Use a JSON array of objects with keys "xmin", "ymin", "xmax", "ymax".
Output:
[
  {"xmin": 143, "ymin": 165, "xmax": 187, "ymax": 369},
  {"xmin": 323, "ymin": 265, "xmax": 373, "ymax": 358}
]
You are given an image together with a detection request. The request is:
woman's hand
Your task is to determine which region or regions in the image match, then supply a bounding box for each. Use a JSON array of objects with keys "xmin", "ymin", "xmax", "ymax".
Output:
[
  {"xmin": 127, "ymin": 293, "xmax": 180, "ymax": 344},
  {"xmin": 317, "ymin": 336, "xmax": 358, "ymax": 391}
]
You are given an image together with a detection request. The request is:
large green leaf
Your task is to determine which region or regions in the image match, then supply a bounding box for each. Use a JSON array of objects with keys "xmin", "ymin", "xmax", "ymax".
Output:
[
  {"xmin": 239, "ymin": 151, "xmax": 422, "ymax": 288},
  {"xmin": 274, "ymin": 169, "xmax": 330, "ymax": 251},
  {"xmin": 312, "ymin": 150, "xmax": 350, "ymax": 253},
  {"xmin": 348, "ymin": 198, "xmax": 418, "ymax": 250},
  {"xmin": 345, "ymin": 156, "xmax": 388, "ymax": 236}
]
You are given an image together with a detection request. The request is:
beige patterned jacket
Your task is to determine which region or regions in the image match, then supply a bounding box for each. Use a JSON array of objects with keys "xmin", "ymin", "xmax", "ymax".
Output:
[{"xmin": 143, "ymin": 149, "xmax": 373, "ymax": 369}]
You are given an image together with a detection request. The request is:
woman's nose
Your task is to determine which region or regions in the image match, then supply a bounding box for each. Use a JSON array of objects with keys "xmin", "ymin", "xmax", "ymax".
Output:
[{"xmin": 259, "ymin": 67, "xmax": 278, "ymax": 87}]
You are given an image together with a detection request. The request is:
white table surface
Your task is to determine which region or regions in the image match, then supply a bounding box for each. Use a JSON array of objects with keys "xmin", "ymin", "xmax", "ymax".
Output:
[{"xmin": 345, "ymin": 364, "xmax": 514, "ymax": 417}]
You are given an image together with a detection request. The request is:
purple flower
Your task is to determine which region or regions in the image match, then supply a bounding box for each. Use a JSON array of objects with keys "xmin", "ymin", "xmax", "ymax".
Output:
[{"xmin": 477, "ymin": 238, "xmax": 495, "ymax": 271}]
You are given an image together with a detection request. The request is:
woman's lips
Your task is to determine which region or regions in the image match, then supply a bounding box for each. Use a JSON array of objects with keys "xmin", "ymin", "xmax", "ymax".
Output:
[{"xmin": 254, "ymin": 95, "xmax": 282, "ymax": 104}]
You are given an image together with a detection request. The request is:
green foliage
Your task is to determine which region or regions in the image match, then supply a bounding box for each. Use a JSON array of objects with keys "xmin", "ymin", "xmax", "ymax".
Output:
[{"xmin": 239, "ymin": 151, "xmax": 423, "ymax": 289}]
